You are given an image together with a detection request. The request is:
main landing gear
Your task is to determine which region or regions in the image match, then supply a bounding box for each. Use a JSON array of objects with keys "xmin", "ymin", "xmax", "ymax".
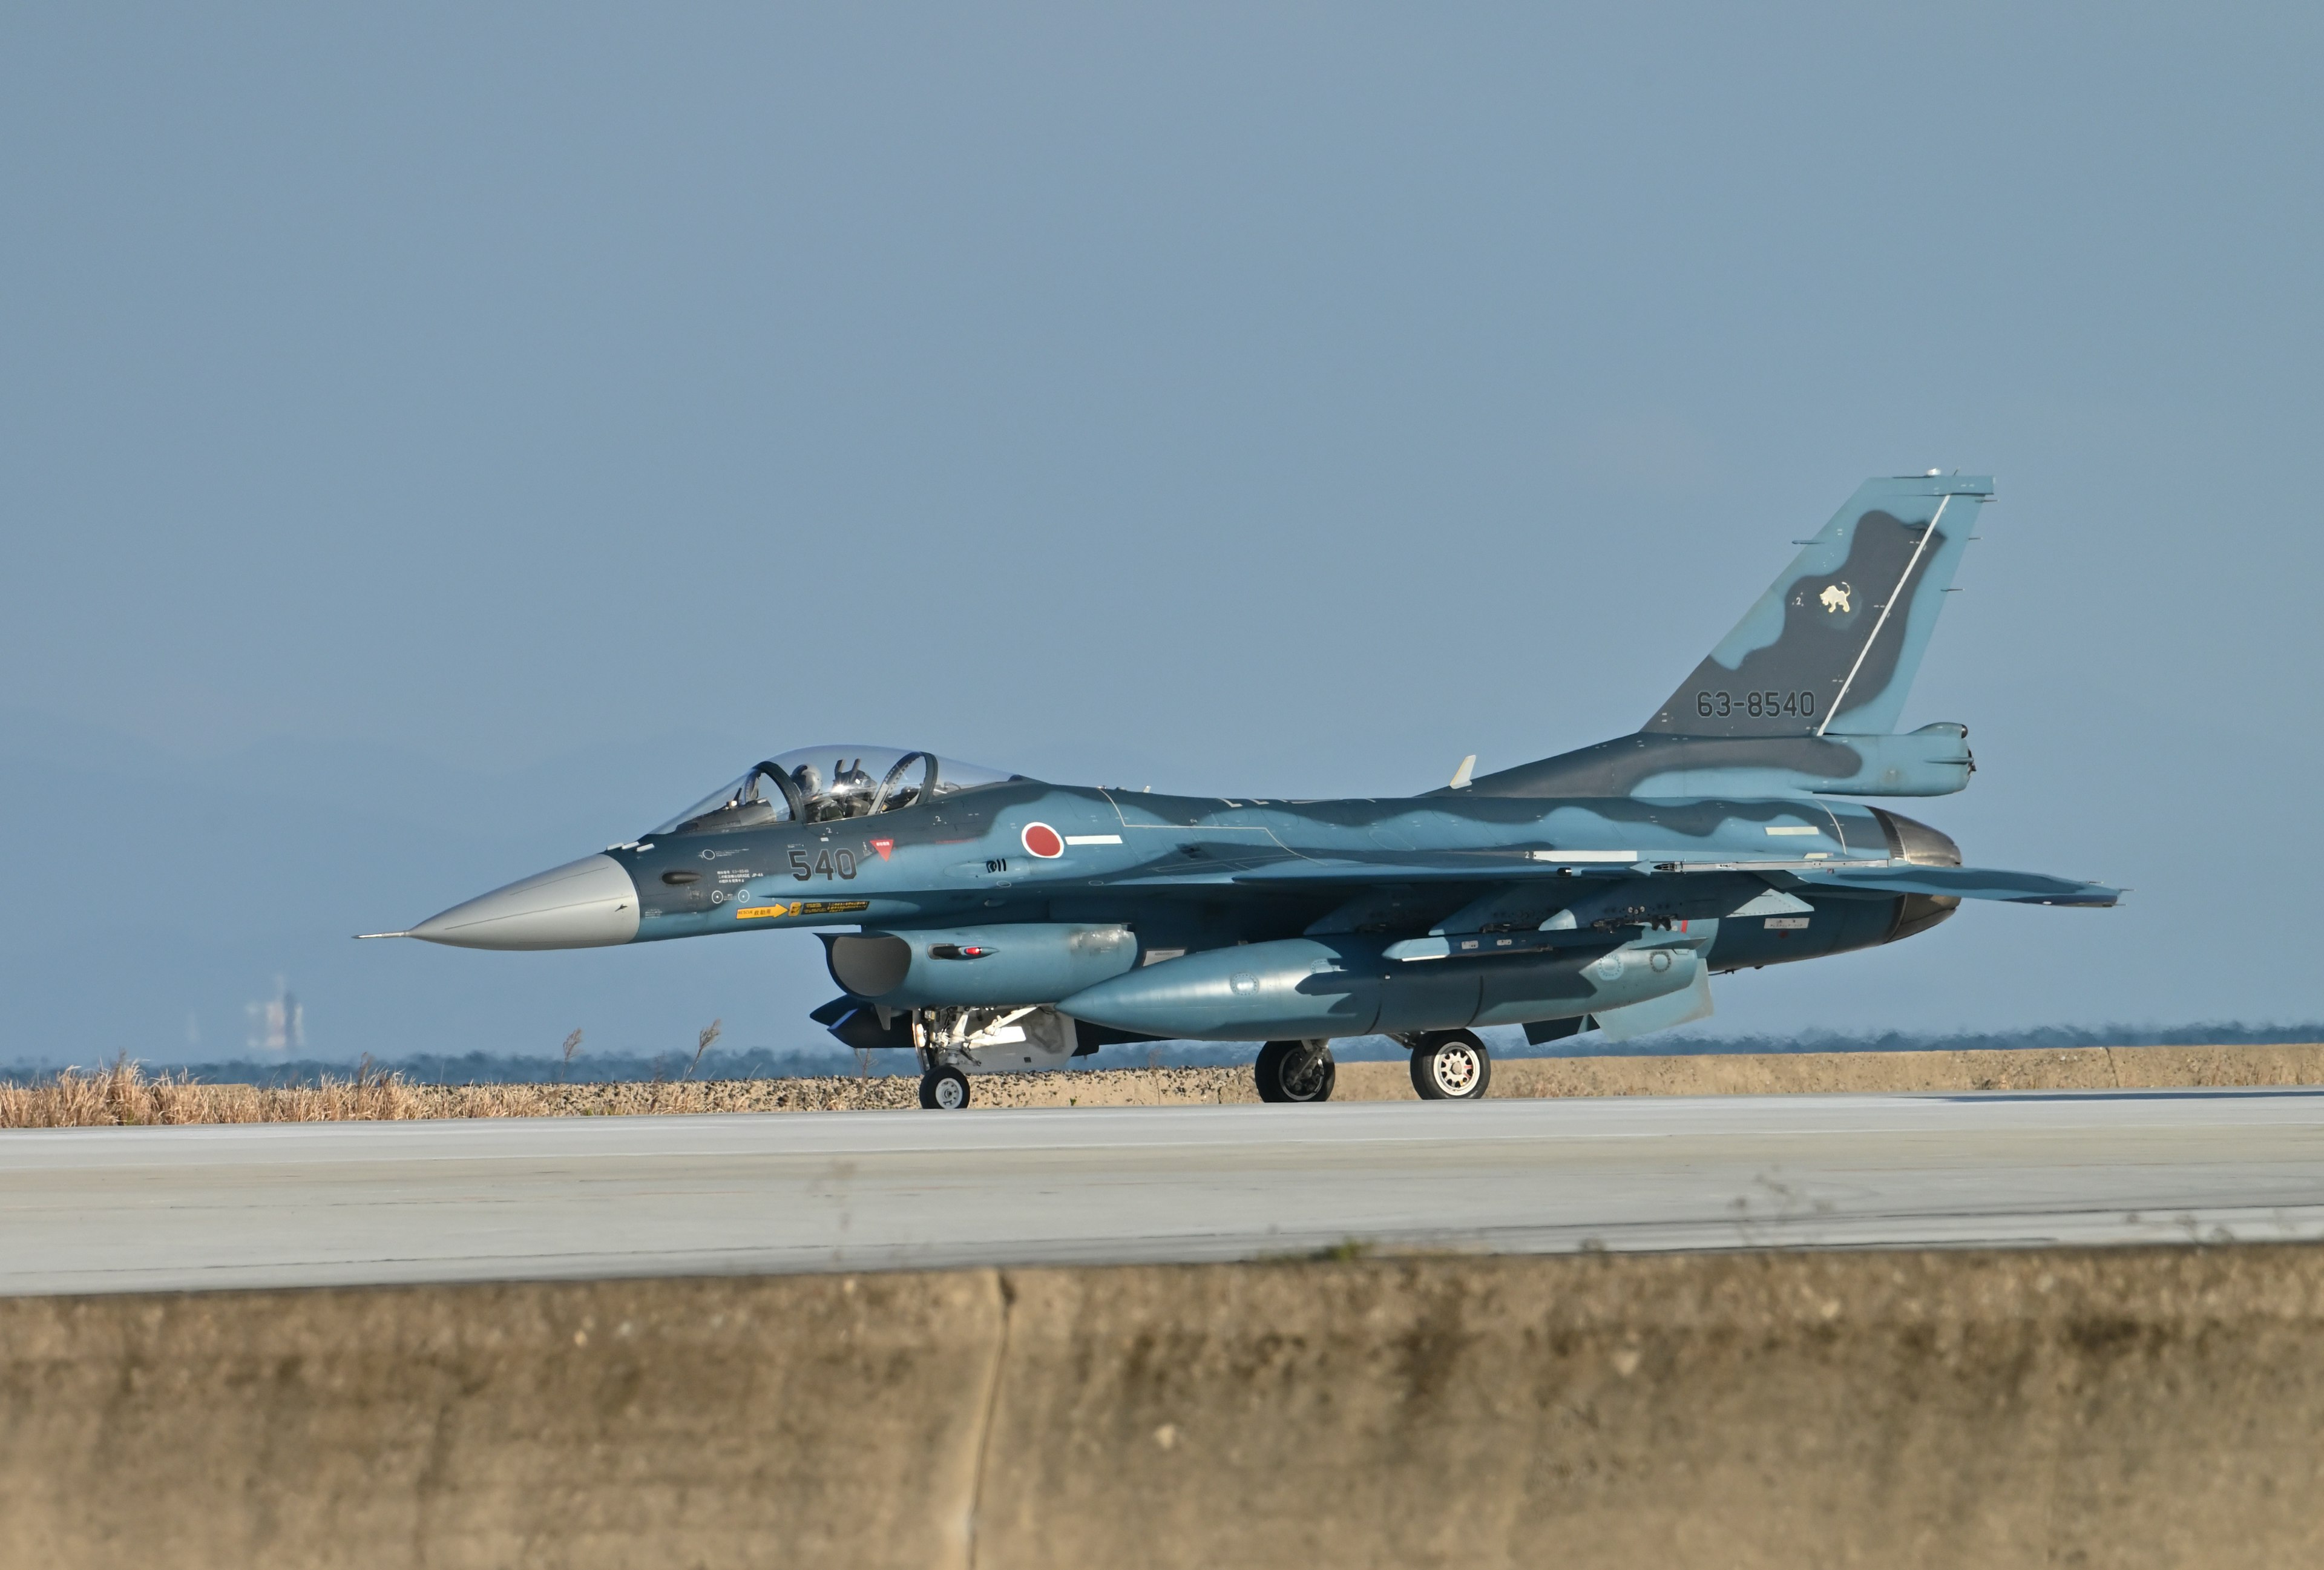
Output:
[
  {"xmin": 1249, "ymin": 1034, "xmax": 1494, "ymax": 1103},
  {"xmin": 1255, "ymin": 1039, "xmax": 1337, "ymax": 1103},
  {"xmin": 1408, "ymin": 1029, "xmax": 1492, "ymax": 1101}
]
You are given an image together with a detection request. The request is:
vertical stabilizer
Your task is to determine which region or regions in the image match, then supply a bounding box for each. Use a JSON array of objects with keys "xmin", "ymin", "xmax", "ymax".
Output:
[{"xmin": 1644, "ymin": 475, "xmax": 1990, "ymax": 738}]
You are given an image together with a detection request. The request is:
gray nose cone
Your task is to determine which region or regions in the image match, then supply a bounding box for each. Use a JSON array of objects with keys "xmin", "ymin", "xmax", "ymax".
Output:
[{"xmin": 408, "ymin": 854, "xmax": 642, "ymax": 950}]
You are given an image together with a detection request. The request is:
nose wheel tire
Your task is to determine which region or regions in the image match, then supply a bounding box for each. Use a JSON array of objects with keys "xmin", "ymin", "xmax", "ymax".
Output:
[
  {"xmin": 1410, "ymin": 1030, "xmax": 1492, "ymax": 1101},
  {"xmin": 919, "ymin": 1066, "xmax": 971, "ymax": 1110},
  {"xmin": 1255, "ymin": 1040, "xmax": 1337, "ymax": 1103}
]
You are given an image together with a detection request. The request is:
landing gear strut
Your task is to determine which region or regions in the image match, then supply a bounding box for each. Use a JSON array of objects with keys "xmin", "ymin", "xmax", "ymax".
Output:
[
  {"xmin": 1255, "ymin": 1039, "xmax": 1336, "ymax": 1103},
  {"xmin": 913, "ymin": 1010, "xmax": 979, "ymax": 1111},
  {"xmin": 904, "ymin": 1002, "xmax": 1095, "ymax": 1109},
  {"xmin": 1409, "ymin": 1029, "xmax": 1492, "ymax": 1101}
]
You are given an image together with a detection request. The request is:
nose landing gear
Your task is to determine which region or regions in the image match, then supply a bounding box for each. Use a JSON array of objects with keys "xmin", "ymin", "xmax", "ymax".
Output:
[
  {"xmin": 912, "ymin": 1009, "xmax": 981, "ymax": 1111},
  {"xmin": 918, "ymin": 1064, "xmax": 971, "ymax": 1110}
]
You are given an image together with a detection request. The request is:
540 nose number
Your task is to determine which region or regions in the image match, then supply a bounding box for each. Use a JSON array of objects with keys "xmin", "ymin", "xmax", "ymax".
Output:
[{"xmin": 789, "ymin": 847, "xmax": 859, "ymax": 881}]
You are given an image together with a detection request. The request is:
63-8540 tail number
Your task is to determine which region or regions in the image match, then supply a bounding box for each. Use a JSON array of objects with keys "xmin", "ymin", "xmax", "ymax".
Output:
[{"xmin": 1696, "ymin": 689, "xmax": 1817, "ymax": 719}]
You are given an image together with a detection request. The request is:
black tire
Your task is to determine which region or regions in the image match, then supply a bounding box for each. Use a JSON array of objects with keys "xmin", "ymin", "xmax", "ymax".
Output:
[
  {"xmin": 918, "ymin": 1066, "xmax": 971, "ymax": 1110},
  {"xmin": 1410, "ymin": 1030, "xmax": 1492, "ymax": 1101},
  {"xmin": 1255, "ymin": 1040, "xmax": 1336, "ymax": 1103}
]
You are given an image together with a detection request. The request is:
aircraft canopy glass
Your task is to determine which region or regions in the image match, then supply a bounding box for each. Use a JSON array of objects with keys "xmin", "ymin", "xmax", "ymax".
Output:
[{"xmin": 650, "ymin": 746, "xmax": 1022, "ymax": 836}]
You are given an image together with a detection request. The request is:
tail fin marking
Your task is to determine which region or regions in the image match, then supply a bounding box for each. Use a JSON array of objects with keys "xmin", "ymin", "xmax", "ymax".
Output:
[{"xmin": 1643, "ymin": 475, "xmax": 1991, "ymax": 739}]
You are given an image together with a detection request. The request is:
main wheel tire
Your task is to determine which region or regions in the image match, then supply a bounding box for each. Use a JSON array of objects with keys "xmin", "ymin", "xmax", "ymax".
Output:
[
  {"xmin": 1410, "ymin": 1030, "xmax": 1492, "ymax": 1101},
  {"xmin": 1255, "ymin": 1040, "xmax": 1337, "ymax": 1103},
  {"xmin": 918, "ymin": 1066, "xmax": 971, "ymax": 1110}
]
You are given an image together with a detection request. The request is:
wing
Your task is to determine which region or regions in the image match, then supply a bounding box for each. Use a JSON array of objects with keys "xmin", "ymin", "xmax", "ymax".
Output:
[
  {"xmin": 1100, "ymin": 852, "xmax": 2119, "ymax": 909},
  {"xmin": 1097, "ymin": 849, "xmax": 1634, "ymax": 889}
]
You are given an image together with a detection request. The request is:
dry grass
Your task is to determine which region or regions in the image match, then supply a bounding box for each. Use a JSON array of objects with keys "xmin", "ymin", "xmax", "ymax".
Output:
[
  {"xmin": 0, "ymin": 1056, "xmax": 956, "ymax": 1128},
  {"xmin": 0, "ymin": 1056, "xmax": 431, "ymax": 1128},
  {"xmin": 0, "ymin": 1058, "xmax": 1265, "ymax": 1127},
  {"xmin": 19, "ymin": 1046, "xmax": 2324, "ymax": 1130}
]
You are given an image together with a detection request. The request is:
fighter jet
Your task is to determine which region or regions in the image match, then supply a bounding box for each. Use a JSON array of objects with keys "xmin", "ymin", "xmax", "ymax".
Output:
[{"xmin": 366, "ymin": 474, "xmax": 2114, "ymax": 1109}]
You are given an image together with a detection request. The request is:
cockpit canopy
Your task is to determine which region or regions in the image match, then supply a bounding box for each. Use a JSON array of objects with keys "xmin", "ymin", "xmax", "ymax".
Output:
[{"xmin": 650, "ymin": 746, "xmax": 1022, "ymax": 836}]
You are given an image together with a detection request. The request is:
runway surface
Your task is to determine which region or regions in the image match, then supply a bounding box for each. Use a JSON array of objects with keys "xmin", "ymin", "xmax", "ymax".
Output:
[{"xmin": 6, "ymin": 1090, "xmax": 2324, "ymax": 1295}]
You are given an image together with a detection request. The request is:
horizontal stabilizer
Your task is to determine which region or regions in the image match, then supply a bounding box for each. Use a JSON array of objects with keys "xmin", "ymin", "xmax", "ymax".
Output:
[{"xmin": 1782, "ymin": 864, "xmax": 2119, "ymax": 907}]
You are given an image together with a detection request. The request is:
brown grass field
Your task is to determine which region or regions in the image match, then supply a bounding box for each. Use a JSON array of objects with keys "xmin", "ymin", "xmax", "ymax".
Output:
[
  {"xmin": 0, "ymin": 1057, "xmax": 940, "ymax": 1127},
  {"xmin": 10, "ymin": 1045, "xmax": 2324, "ymax": 1129}
]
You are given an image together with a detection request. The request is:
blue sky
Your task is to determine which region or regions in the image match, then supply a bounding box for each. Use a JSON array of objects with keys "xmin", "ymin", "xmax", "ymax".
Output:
[{"xmin": 5, "ymin": 6, "xmax": 2319, "ymax": 1063}]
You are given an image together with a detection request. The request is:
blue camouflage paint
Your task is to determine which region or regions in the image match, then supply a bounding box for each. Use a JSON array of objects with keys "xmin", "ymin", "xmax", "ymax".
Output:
[
  {"xmin": 383, "ymin": 474, "xmax": 2114, "ymax": 1059},
  {"xmin": 1643, "ymin": 474, "xmax": 1989, "ymax": 738}
]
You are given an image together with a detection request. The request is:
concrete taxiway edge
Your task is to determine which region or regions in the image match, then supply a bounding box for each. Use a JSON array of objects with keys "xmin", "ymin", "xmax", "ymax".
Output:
[{"xmin": 7, "ymin": 1247, "xmax": 2324, "ymax": 1569}]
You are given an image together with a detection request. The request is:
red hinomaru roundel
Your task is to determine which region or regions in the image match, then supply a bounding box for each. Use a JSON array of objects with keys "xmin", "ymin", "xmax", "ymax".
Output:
[{"xmin": 1020, "ymin": 822, "xmax": 1065, "ymax": 859}]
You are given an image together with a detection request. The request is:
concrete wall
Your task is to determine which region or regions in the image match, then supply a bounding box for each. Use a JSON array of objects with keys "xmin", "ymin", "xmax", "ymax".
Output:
[{"xmin": 8, "ymin": 1247, "xmax": 2324, "ymax": 1568}]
